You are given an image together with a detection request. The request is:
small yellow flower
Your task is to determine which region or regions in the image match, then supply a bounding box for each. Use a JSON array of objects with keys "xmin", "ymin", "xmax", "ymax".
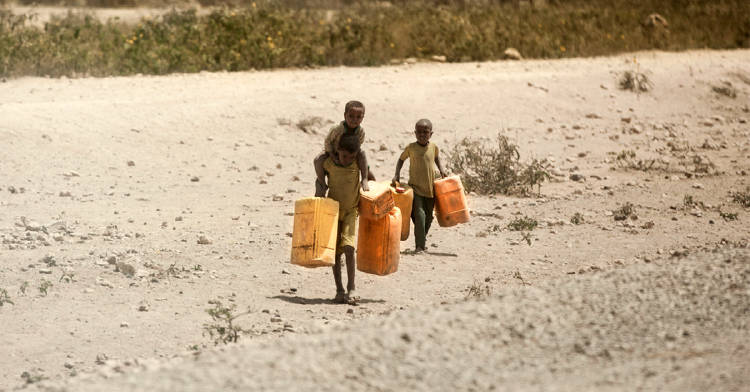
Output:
[
  {"xmin": 277, "ymin": 31, "xmax": 282, "ymax": 36},
  {"xmin": 389, "ymin": 42, "xmax": 395, "ymax": 48},
  {"xmin": 231, "ymin": 11, "xmax": 236, "ymax": 17},
  {"xmin": 347, "ymin": 17, "xmax": 352, "ymax": 23},
  {"xmin": 252, "ymin": 2, "xmax": 256, "ymax": 7},
  {"xmin": 240, "ymin": 39, "xmax": 246, "ymax": 45},
  {"xmin": 606, "ymin": 33, "xmax": 612, "ymax": 39},
  {"xmin": 268, "ymin": 42, "xmax": 275, "ymax": 49},
  {"xmin": 621, "ymin": 34, "xmax": 625, "ymax": 40},
  {"xmin": 267, "ymin": 36, "xmax": 272, "ymax": 41},
  {"xmin": 319, "ymin": 19, "xmax": 325, "ymax": 25},
  {"xmin": 560, "ymin": 45, "xmax": 566, "ymax": 52}
]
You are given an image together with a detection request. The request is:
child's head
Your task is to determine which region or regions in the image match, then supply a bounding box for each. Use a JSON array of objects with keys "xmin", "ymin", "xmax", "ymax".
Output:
[
  {"xmin": 344, "ymin": 100, "xmax": 365, "ymax": 129},
  {"xmin": 414, "ymin": 118, "xmax": 433, "ymax": 146},
  {"xmin": 337, "ymin": 134, "xmax": 360, "ymax": 166}
]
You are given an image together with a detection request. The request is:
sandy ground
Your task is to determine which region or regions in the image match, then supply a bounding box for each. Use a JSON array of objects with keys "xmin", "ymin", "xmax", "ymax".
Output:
[{"xmin": 1, "ymin": 49, "xmax": 749, "ymax": 391}]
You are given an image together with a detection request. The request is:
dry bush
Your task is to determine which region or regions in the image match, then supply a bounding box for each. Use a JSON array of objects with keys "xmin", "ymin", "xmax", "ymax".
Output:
[
  {"xmin": 570, "ymin": 212, "xmax": 584, "ymax": 225},
  {"xmin": 731, "ymin": 187, "xmax": 750, "ymax": 208},
  {"xmin": 0, "ymin": 288, "xmax": 13, "ymax": 306},
  {"xmin": 446, "ymin": 134, "xmax": 550, "ymax": 196},
  {"xmin": 465, "ymin": 280, "xmax": 491, "ymax": 299},
  {"xmin": 712, "ymin": 81, "xmax": 737, "ymax": 98},
  {"xmin": 618, "ymin": 70, "xmax": 653, "ymax": 92},
  {"xmin": 507, "ymin": 216, "xmax": 538, "ymax": 231},
  {"xmin": 612, "ymin": 202, "xmax": 637, "ymax": 221},
  {"xmin": 203, "ymin": 299, "xmax": 252, "ymax": 345}
]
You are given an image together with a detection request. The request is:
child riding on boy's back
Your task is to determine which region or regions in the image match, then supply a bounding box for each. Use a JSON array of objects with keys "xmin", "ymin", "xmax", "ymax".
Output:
[
  {"xmin": 392, "ymin": 119, "xmax": 447, "ymax": 252},
  {"xmin": 315, "ymin": 134, "xmax": 363, "ymax": 304},
  {"xmin": 314, "ymin": 100, "xmax": 371, "ymax": 195}
]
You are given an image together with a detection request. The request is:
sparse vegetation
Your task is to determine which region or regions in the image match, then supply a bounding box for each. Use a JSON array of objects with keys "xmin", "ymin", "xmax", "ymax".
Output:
[
  {"xmin": 203, "ymin": 299, "xmax": 252, "ymax": 345},
  {"xmin": 59, "ymin": 270, "xmax": 76, "ymax": 283},
  {"xmin": 618, "ymin": 69, "xmax": 653, "ymax": 92},
  {"xmin": 19, "ymin": 281, "xmax": 29, "ymax": 295},
  {"xmin": 613, "ymin": 150, "xmax": 663, "ymax": 172},
  {"xmin": 521, "ymin": 231, "xmax": 533, "ymax": 246},
  {"xmin": 465, "ymin": 279, "xmax": 491, "ymax": 299},
  {"xmin": 2, "ymin": 0, "xmax": 749, "ymax": 77},
  {"xmin": 38, "ymin": 279, "xmax": 53, "ymax": 296},
  {"xmin": 613, "ymin": 202, "xmax": 637, "ymax": 221},
  {"xmin": 20, "ymin": 370, "xmax": 47, "ymax": 385},
  {"xmin": 712, "ymin": 82, "xmax": 738, "ymax": 98},
  {"xmin": 447, "ymin": 135, "xmax": 550, "ymax": 196},
  {"xmin": 0, "ymin": 288, "xmax": 13, "ymax": 306},
  {"xmin": 720, "ymin": 211, "xmax": 738, "ymax": 221},
  {"xmin": 570, "ymin": 212, "xmax": 584, "ymax": 225},
  {"xmin": 507, "ymin": 216, "xmax": 538, "ymax": 231},
  {"xmin": 730, "ymin": 188, "xmax": 750, "ymax": 208}
]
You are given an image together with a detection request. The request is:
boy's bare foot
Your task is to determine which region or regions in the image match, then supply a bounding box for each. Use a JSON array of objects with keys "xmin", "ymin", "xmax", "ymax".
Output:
[
  {"xmin": 345, "ymin": 289, "xmax": 360, "ymax": 305},
  {"xmin": 415, "ymin": 246, "xmax": 427, "ymax": 253},
  {"xmin": 333, "ymin": 291, "xmax": 347, "ymax": 304}
]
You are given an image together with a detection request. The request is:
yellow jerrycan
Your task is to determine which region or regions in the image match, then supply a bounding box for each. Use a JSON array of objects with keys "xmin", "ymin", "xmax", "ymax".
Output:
[
  {"xmin": 390, "ymin": 183, "xmax": 413, "ymax": 241},
  {"xmin": 434, "ymin": 175, "xmax": 470, "ymax": 227},
  {"xmin": 359, "ymin": 181, "xmax": 395, "ymax": 221},
  {"xmin": 290, "ymin": 197, "xmax": 339, "ymax": 267},
  {"xmin": 357, "ymin": 206, "xmax": 401, "ymax": 276}
]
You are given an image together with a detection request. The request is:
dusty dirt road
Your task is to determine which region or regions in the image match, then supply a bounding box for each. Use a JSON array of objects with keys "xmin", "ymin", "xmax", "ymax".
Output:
[{"xmin": 1, "ymin": 49, "xmax": 748, "ymax": 391}]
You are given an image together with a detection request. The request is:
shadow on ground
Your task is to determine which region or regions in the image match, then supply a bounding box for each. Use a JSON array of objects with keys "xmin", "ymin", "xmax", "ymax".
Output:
[{"xmin": 270, "ymin": 295, "xmax": 386, "ymax": 305}]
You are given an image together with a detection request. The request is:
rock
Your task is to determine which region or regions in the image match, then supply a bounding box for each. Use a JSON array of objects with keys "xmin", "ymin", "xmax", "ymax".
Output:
[
  {"xmin": 126, "ymin": 160, "xmax": 135, "ymax": 167},
  {"xmin": 281, "ymin": 269, "xmax": 290, "ymax": 275},
  {"xmin": 503, "ymin": 48, "xmax": 522, "ymax": 60},
  {"xmin": 106, "ymin": 256, "xmax": 117, "ymax": 265},
  {"xmin": 430, "ymin": 55, "xmax": 447, "ymax": 62},
  {"xmin": 643, "ymin": 13, "xmax": 668, "ymax": 28},
  {"xmin": 116, "ymin": 262, "xmax": 136, "ymax": 277},
  {"xmin": 259, "ymin": 179, "xmax": 268, "ymax": 184},
  {"xmin": 120, "ymin": 321, "xmax": 129, "ymax": 328},
  {"xmin": 569, "ymin": 174, "xmax": 585, "ymax": 182},
  {"xmin": 175, "ymin": 216, "xmax": 183, "ymax": 222},
  {"xmin": 197, "ymin": 235, "xmax": 212, "ymax": 245},
  {"xmin": 271, "ymin": 317, "xmax": 282, "ymax": 322},
  {"xmin": 190, "ymin": 176, "xmax": 200, "ymax": 182},
  {"xmin": 39, "ymin": 268, "xmax": 53, "ymax": 274},
  {"xmin": 272, "ymin": 194, "xmax": 284, "ymax": 201},
  {"xmin": 59, "ymin": 191, "xmax": 72, "ymax": 197}
]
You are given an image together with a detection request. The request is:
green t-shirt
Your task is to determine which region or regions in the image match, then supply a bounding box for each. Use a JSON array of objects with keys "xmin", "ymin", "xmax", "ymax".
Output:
[
  {"xmin": 323, "ymin": 156, "xmax": 360, "ymax": 216},
  {"xmin": 399, "ymin": 142, "xmax": 439, "ymax": 198}
]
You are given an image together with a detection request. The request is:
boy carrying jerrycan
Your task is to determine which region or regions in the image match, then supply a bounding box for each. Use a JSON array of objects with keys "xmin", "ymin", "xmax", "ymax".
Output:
[
  {"xmin": 392, "ymin": 119, "xmax": 469, "ymax": 253},
  {"xmin": 291, "ymin": 135, "xmax": 403, "ymax": 305}
]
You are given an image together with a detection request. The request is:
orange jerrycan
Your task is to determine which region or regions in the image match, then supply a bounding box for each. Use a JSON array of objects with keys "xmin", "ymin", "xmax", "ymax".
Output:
[
  {"xmin": 434, "ymin": 175, "xmax": 470, "ymax": 227},
  {"xmin": 359, "ymin": 181, "xmax": 395, "ymax": 221},
  {"xmin": 290, "ymin": 197, "xmax": 339, "ymax": 268},
  {"xmin": 390, "ymin": 184, "xmax": 413, "ymax": 241},
  {"xmin": 357, "ymin": 206, "xmax": 401, "ymax": 276}
]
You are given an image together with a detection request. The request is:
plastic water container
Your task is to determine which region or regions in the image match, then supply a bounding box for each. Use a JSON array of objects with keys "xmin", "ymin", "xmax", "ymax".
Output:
[
  {"xmin": 359, "ymin": 181, "xmax": 395, "ymax": 221},
  {"xmin": 434, "ymin": 175, "xmax": 470, "ymax": 227},
  {"xmin": 290, "ymin": 197, "xmax": 339, "ymax": 267},
  {"xmin": 357, "ymin": 206, "xmax": 401, "ymax": 276},
  {"xmin": 390, "ymin": 184, "xmax": 413, "ymax": 241}
]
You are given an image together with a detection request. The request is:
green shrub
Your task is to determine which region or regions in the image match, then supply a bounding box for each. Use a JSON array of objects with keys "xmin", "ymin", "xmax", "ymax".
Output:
[
  {"xmin": 1, "ymin": 0, "xmax": 749, "ymax": 77},
  {"xmin": 507, "ymin": 216, "xmax": 538, "ymax": 231},
  {"xmin": 446, "ymin": 134, "xmax": 549, "ymax": 196}
]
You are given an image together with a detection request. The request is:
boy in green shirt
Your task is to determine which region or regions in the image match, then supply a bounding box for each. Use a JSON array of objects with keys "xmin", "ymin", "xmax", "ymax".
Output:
[
  {"xmin": 392, "ymin": 119, "xmax": 447, "ymax": 252},
  {"xmin": 316, "ymin": 134, "xmax": 362, "ymax": 304},
  {"xmin": 314, "ymin": 100, "xmax": 370, "ymax": 195}
]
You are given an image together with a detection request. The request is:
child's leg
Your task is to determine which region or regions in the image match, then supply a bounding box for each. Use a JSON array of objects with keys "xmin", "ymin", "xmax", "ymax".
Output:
[
  {"xmin": 412, "ymin": 194, "xmax": 428, "ymax": 250},
  {"xmin": 333, "ymin": 252, "xmax": 345, "ymax": 293},
  {"xmin": 423, "ymin": 196, "xmax": 435, "ymax": 237},
  {"xmin": 343, "ymin": 246, "xmax": 356, "ymax": 293}
]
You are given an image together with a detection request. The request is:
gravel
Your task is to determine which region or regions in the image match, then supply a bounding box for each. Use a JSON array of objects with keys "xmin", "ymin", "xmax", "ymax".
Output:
[{"xmin": 38, "ymin": 247, "xmax": 750, "ymax": 392}]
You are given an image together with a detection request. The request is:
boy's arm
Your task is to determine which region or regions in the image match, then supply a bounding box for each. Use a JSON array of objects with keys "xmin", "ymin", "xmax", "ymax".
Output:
[
  {"xmin": 392, "ymin": 158, "xmax": 405, "ymax": 186},
  {"xmin": 314, "ymin": 153, "xmax": 328, "ymax": 196},
  {"xmin": 357, "ymin": 151, "xmax": 369, "ymax": 192},
  {"xmin": 435, "ymin": 147, "xmax": 447, "ymax": 178}
]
